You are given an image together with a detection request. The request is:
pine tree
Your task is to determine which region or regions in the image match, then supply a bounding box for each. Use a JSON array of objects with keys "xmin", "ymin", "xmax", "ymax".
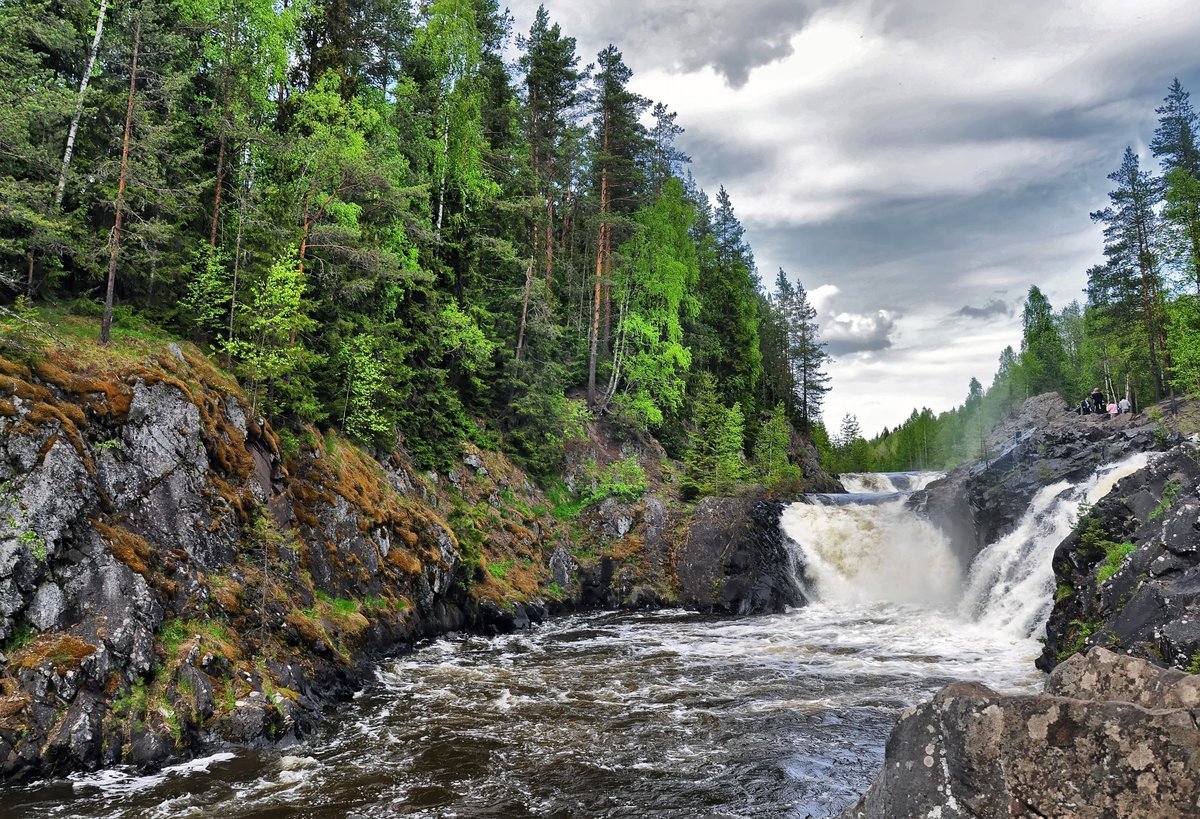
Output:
[
  {"xmin": 1151, "ymin": 78, "xmax": 1200, "ymax": 175},
  {"xmin": 1018, "ymin": 285, "xmax": 1067, "ymax": 396},
  {"xmin": 683, "ymin": 373, "xmax": 726, "ymax": 498},
  {"xmin": 518, "ymin": 5, "xmax": 583, "ymax": 295},
  {"xmin": 754, "ymin": 402, "xmax": 800, "ymax": 491},
  {"xmin": 1089, "ymin": 147, "xmax": 1167, "ymax": 400},
  {"xmin": 777, "ymin": 270, "xmax": 830, "ymax": 430},
  {"xmin": 692, "ymin": 186, "xmax": 761, "ymax": 414},
  {"xmin": 586, "ymin": 45, "xmax": 648, "ymax": 405}
]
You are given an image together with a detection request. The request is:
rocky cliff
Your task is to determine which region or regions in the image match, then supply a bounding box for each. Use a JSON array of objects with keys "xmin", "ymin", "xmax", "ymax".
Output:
[
  {"xmin": 916, "ymin": 392, "xmax": 1172, "ymax": 569},
  {"xmin": 0, "ymin": 332, "xmax": 815, "ymax": 780}
]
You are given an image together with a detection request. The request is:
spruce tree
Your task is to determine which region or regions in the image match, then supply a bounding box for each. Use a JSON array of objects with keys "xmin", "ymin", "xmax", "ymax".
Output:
[{"xmin": 1089, "ymin": 148, "xmax": 1166, "ymax": 400}]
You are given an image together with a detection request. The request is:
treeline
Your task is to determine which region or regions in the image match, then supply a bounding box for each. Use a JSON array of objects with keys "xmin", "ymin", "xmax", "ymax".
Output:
[
  {"xmin": 0, "ymin": 0, "xmax": 831, "ymax": 487},
  {"xmin": 828, "ymin": 78, "xmax": 1200, "ymax": 473}
]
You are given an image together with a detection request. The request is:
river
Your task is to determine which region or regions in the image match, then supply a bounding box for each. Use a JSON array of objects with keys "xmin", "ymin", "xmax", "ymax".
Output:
[{"xmin": 0, "ymin": 460, "xmax": 1148, "ymax": 818}]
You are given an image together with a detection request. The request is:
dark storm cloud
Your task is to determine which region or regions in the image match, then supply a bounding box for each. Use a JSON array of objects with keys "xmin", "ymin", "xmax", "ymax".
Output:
[
  {"xmin": 958, "ymin": 299, "xmax": 1012, "ymax": 320},
  {"xmin": 508, "ymin": 0, "xmax": 827, "ymax": 87}
]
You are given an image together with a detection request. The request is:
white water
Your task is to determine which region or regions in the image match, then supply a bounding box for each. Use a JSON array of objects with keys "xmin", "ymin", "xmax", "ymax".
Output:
[
  {"xmin": 781, "ymin": 494, "xmax": 961, "ymax": 606},
  {"xmin": 839, "ymin": 472, "xmax": 944, "ymax": 494},
  {"xmin": 961, "ymin": 452, "xmax": 1152, "ymax": 637},
  {"xmin": 785, "ymin": 455, "xmax": 1153, "ymax": 642}
]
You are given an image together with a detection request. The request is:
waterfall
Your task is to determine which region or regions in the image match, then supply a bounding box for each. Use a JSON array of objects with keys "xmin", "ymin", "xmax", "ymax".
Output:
[
  {"xmin": 839, "ymin": 472, "xmax": 944, "ymax": 494},
  {"xmin": 782, "ymin": 454, "xmax": 1153, "ymax": 637},
  {"xmin": 959, "ymin": 452, "xmax": 1151, "ymax": 638},
  {"xmin": 780, "ymin": 474, "xmax": 961, "ymax": 607}
]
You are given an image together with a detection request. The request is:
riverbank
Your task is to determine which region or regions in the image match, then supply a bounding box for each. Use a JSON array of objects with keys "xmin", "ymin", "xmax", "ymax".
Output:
[{"xmin": 0, "ymin": 317, "xmax": 835, "ymax": 781}]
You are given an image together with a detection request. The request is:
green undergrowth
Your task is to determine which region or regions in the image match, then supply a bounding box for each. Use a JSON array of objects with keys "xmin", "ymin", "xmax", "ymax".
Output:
[{"xmin": 1096, "ymin": 541, "xmax": 1136, "ymax": 583}]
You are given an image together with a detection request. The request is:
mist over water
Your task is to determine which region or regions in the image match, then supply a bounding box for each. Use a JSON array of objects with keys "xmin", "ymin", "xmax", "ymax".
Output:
[{"xmin": 0, "ymin": 461, "xmax": 1151, "ymax": 818}]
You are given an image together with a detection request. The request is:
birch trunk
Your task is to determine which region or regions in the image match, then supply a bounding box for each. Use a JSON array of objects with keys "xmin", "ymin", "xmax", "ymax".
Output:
[{"xmin": 101, "ymin": 18, "xmax": 140, "ymax": 345}]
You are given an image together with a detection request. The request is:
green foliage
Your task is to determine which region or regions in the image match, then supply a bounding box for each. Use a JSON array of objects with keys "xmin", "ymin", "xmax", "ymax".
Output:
[
  {"xmin": 586, "ymin": 456, "xmax": 647, "ymax": 503},
  {"xmin": 1188, "ymin": 651, "xmax": 1200, "ymax": 675},
  {"xmin": 181, "ymin": 242, "xmax": 232, "ymax": 342},
  {"xmin": 2, "ymin": 624, "xmax": 35, "ymax": 654},
  {"xmin": 486, "ymin": 558, "xmax": 513, "ymax": 580},
  {"xmin": 683, "ymin": 374, "xmax": 746, "ymax": 498},
  {"xmin": 0, "ymin": 296, "xmax": 49, "ymax": 364},
  {"xmin": 1055, "ymin": 581, "xmax": 1074, "ymax": 602},
  {"xmin": 1096, "ymin": 541, "xmax": 1136, "ymax": 583},
  {"xmin": 607, "ymin": 178, "xmax": 699, "ymax": 428},
  {"xmin": 338, "ymin": 334, "xmax": 397, "ymax": 446},
  {"xmin": 1060, "ymin": 617, "xmax": 1100, "ymax": 660},
  {"xmin": 1150, "ymin": 480, "xmax": 1182, "ymax": 521},
  {"xmin": 223, "ymin": 252, "xmax": 325, "ymax": 420},
  {"xmin": 754, "ymin": 403, "xmax": 801, "ymax": 491}
]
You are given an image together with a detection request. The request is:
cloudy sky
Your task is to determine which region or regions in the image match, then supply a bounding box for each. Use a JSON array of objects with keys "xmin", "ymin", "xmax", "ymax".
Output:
[{"xmin": 506, "ymin": 0, "xmax": 1200, "ymax": 436}]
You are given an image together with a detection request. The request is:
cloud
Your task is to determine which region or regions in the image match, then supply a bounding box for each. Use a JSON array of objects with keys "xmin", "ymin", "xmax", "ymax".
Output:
[
  {"xmin": 958, "ymin": 299, "xmax": 1012, "ymax": 320},
  {"xmin": 508, "ymin": 0, "xmax": 828, "ymax": 87},
  {"xmin": 504, "ymin": 0, "xmax": 1200, "ymax": 432},
  {"xmin": 807, "ymin": 284, "xmax": 898, "ymax": 355}
]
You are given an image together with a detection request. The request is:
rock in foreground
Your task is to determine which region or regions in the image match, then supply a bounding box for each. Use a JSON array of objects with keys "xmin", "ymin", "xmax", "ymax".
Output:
[{"xmin": 841, "ymin": 648, "xmax": 1200, "ymax": 818}]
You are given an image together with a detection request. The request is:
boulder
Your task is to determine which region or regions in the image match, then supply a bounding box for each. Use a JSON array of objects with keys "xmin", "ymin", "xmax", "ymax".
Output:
[
  {"xmin": 842, "ymin": 648, "xmax": 1200, "ymax": 819},
  {"xmin": 676, "ymin": 497, "xmax": 801, "ymax": 614}
]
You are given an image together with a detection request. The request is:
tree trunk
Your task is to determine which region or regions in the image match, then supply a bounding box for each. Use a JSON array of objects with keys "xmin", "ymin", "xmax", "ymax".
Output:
[
  {"xmin": 55, "ymin": 0, "xmax": 108, "ymax": 209},
  {"xmin": 101, "ymin": 18, "xmax": 140, "ymax": 346},
  {"xmin": 587, "ymin": 170, "xmax": 608, "ymax": 405},
  {"xmin": 210, "ymin": 134, "xmax": 227, "ymax": 246},
  {"xmin": 515, "ymin": 261, "xmax": 534, "ymax": 362}
]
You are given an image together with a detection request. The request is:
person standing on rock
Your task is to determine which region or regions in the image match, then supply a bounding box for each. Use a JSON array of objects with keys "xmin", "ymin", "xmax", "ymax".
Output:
[
  {"xmin": 1090, "ymin": 387, "xmax": 1105, "ymax": 414},
  {"xmin": 1119, "ymin": 396, "xmax": 1132, "ymax": 414}
]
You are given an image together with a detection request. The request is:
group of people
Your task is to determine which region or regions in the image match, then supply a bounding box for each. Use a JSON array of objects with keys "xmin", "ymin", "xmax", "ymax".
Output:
[{"xmin": 1078, "ymin": 387, "xmax": 1131, "ymax": 418}]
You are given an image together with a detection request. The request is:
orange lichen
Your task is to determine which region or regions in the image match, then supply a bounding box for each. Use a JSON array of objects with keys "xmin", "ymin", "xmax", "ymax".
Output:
[
  {"xmin": 386, "ymin": 548, "xmax": 422, "ymax": 574},
  {"xmin": 94, "ymin": 520, "xmax": 153, "ymax": 579},
  {"xmin": 12, "ymin": 633, "xmax": 97, "ymax": 674}
]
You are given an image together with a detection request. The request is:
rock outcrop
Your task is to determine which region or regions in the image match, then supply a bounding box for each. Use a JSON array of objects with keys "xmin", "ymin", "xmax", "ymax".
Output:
[
  {"xmin": 676, "ymin": 497, "xmax": 801, "ymax": 614},
  {"xmin": 915, "ymin": 392, "xmax": 1171, "ymax": 567},
  {"xmin": 842, "ymin": 647, "xmax": 1200, "ymax": 819},
  {"xmin": 1040, "ymin": 439, "xmax": 1200, "ymax": 672},
  {"xmin": 0, "ymin": 340, "xmax": 831, "ymax": 781}
]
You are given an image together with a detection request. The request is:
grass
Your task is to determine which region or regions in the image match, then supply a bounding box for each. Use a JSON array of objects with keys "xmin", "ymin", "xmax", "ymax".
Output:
[
  {"xmin": 486, "ymin": 558, "xmax": 514, "ymax": 580},
  {"xmin": 1096, "ymin": 541, "xmax": 1136, "ymax": 583},
  {"xmin": 1059, "ymin": 617, "xmax": 1099, "ymax": 661},
  {"xmin": 1149, "ymin": 480, "xmax": 1182, "ymax": 521}
]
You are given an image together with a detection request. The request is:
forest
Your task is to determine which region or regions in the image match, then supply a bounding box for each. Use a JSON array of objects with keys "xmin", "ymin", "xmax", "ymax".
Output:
[
  {"xmin": 0, "ymin": 0, "xmax": 832, "ymax": 494},
  {"xmin": 1, "ymin": 0, "xmax": 1196, "ymax": 485}
]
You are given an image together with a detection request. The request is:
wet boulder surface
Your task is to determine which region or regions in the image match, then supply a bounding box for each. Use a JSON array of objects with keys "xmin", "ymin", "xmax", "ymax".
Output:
[{"xmin": 842, "ymin": 648, "xmax": 1200, "ymax": 819}]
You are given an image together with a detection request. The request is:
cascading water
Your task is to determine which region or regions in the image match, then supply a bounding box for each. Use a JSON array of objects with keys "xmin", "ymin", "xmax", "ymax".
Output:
[
  {"xmin": 0, "ymin": 461, "xmax": 1157, "ymax": 819},
  {"xmin": 785, "ymin": 456, "xmax": 1153, "ymax": 640},
  {"xmin": 960, "ymin": 452, "xmax": 1151, "ymax": 637}
]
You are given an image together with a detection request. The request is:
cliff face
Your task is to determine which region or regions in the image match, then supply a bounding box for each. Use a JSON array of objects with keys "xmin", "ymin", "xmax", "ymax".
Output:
[
  {"xmin": 916, "ymin": 392, "xmax": 1170, "ymax": 569},
  {"xmin": 1039, "ymin": 440, "xmax": 1200, "ymax": 673},
  {"xmin": 0, "ymin": 347, "xmax": 477, "ymax": 779},
  {"xmin": 0, "ymin": 340, "xmax": 812, "ymax": 780}
]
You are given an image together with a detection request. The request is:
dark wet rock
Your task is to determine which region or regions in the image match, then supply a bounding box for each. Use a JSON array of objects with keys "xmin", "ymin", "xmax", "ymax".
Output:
[
  {"xmin": 917, "ymin": 392, "xmax": 1174, "ymax": 567},
  {"xmin": 842, "ymin": 648, "xmax": 1200, "ymax": 819},
  {"xmin": 676, "ymin": 497, "xmax": 800, "ymax": 614},
  {"xmin": 1039, "ymin": 441, "xmax": 1200, "ymax": 672}
]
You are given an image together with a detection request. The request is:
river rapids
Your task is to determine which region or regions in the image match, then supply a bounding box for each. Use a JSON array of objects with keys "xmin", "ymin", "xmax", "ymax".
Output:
[{"xmin": 0, "ymin": 457, "xmax": 1152, "ymax": 818}]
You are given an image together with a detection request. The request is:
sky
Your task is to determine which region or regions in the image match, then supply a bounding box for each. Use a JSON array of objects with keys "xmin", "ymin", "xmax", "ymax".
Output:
[{"xmin": 504, "ymin": 0, "xmax": 1200, "ymax": 436}]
